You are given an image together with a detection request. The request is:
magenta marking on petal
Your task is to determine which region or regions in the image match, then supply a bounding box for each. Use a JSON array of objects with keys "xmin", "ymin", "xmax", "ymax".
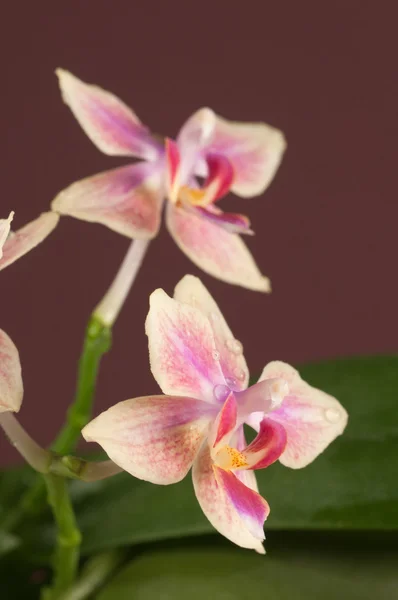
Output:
[
  {"xmin": 214, "ymin": 466, "xmax": 269, "ymax": 538},
  {"xmin": 165, "ymin": 138, "xmax": 180, "ymax": 183},
  {"xmin": 196, "ymin": 206, "xmax": 253, "ymax": 235},
  {"xmin": 205, "ymin": 154, "xmax": 234, "ymax": 201},
  {"xmin": 213, "ymin": 393, "xmax": 237, "ymax": 449},
  {"xmin": 244, "ymin": 418, "xmax": 287, "ymax": 470}
]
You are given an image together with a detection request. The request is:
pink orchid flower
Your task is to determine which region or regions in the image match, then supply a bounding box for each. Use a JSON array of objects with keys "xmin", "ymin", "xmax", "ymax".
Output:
[
  {"xmin": 0, "ymin": 211, "xmax": 59, "ymax": 273},
  {"xmin": 82, "ymin": 275, "xmax": 348, "ymax": 552},
  {"xmin": 52, "ymin": 70, "xmax": 287, "ymax": 291}
]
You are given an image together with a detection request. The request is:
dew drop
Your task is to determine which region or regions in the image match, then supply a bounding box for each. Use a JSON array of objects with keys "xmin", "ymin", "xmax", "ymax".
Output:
[
  {"xmin": 226, "ymin": 338, "xmax": 243, "ymax": 355},
  {"xmin": 213, "ymin": 384, "xmax": 230, "ymax": 403},
  {"xmin": 325, "ymin": 408, "xmax": 341, "ymax": 423},
  {"xmin": 212, "ymin": 350, "xmax": 220, "ymax": 361},
  {"xmin": 190, "ymin": 294, "xmax": 197, "ymax": 307},
  {"xmin": 225, "ymin": 376, "xmax": 238, "ymax": 390},
  {"xmin": 233, "ymin": 367, "xmax": 246, "ymax": 382},
  {"xmin": 209, "ymin": 312, "xmax": 219, "ymax": 322}
]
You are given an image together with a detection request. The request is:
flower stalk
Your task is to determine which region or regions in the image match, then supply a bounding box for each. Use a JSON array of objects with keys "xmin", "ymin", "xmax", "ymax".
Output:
[
  {"xmin": 94, "ymin": 238, "xmax": 150, "ymax": 327},
  {"xmin": 51, "ymin": 315, "xmax": 112, "ymax": 456},
  {"xmin": 41, "ymin": 473, "xmax": 81, "ymax": 600},
  {"xmin": 0, "ymin": 413, "xmax": 51, "ymax": 473}
]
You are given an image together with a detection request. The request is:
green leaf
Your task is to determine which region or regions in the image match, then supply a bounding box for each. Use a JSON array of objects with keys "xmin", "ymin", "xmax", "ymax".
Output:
[
  {"xmin": 23, "ymin": 356, "xmax": 398, "ymax": 554},
  {"xmin": 0, "ymin": 530, "xmax": 20, "ymax": 555},
  {"xmin": 97, "ymin": 534, "xmax": 398, "ymax": 600}
]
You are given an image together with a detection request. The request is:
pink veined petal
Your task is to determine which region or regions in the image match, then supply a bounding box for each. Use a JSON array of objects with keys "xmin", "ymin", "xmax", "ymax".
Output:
[
  {"xmin": 52, "ymin": 162, "xmax": 164, "ymax": 239},
  {"xmin": 192, "ymin": 443, "xmax": 267, "ymax": 552},
  {"xmin": 0, "ymin": 212, "xmax": 14, "ymax": 258},
  {"xmin": 214, "ymin": 467, "xmax": 269, "ymax": 540},
  {"xmin": 145, "ymin": 289, "xmax": 226, "ymax": 403},
  {"xmin": 196, "ymin": 205, "xmax": 253, "ymax": 236},
  {"xmin": 202, "ymin": 113, "xmax": 286, "ymax": 198},
  {"xmin": 83, "ymin": 395, "xmax": 214, "ymax": 485},
  {"xmin": 0, "ymin": 212, "xmax": 59, "ymax": 272},
  {"xmin": 57, "ymin": 69, "xmax": 162, "ymax": 161},
  {"xmin": 176, "ymin": 108, "xmax": 216, "ymax": 185},
  {"xmin": 259, "ymin": 361, "xmax": 348, "ymax": 469},
  {"xmin": 0, "ymin": 329, "xmax": 23, "ymax": 413},
  {"xmin": 174, "ymin": 275, "xmax": 250, "ymax": 391},
  {"xmin": 241, "ymin": 417, "xmax": 287, "ymax": 470},
  {"xmin": 166, "ymin": 203, "xmax": 271, "ymax": 292}
]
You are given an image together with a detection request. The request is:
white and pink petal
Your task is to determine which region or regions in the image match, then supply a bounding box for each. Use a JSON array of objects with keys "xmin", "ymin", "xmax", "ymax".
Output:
[
  {"xmin": 175, "ymin": 108, "xmax": 216, "ymax": 186},
  {"xmin": 174, "ymin": 275, "xmax": 250, "ymax": 392},
  {"xmin": 0, "ymin": 212, "xmax": 59, "ymax": 272},
  {"xmin": 145, "ymin": 289, "xmax": 226, "ymax": 402},
  {"xmin": 82, "ymin": 395, "xmax": 214, "ymax": 485},
  {"xmin": 57, "ymin": 69, "xmax": 162, "ymax": 160},
  {"xmin": 52, "ymin": 162, "xmax": 164, "ymax": 239},
  {"xmin": 203, "ymin": 113, "xmax": 286, "ymax": 198},
  {"xmin": 0, "ymin": 329, "xmax": 23, "ymax": 413},
  {"xmin": 192, "ymin": 443, "xmax": 267, "ymax": 552},
  {"xmin": 0, "ymin": 212, "xmax": 14, "ymax": 258},
  {"xmin": 259, "ymin": 361, "xmax": 348, "ymax": 469},
  {"xmin": 167, "ymin": 203, "xmax": 271, "ymax": 292}
]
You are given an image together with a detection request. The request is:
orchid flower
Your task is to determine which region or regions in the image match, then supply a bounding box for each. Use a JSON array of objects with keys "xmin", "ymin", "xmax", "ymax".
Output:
[
  {"xmin": 0, "ymin": 328, "xmax": 23, "ymax": 414},
  {"xmin": 0, "ymin": 211, "xmax": 59, "ymax": 272},
  {"xmin": 82, "ymin": 275, "xmax": 348, "ymax": 552},
  {"xmin": 52, "ymin": 70, "xmax": 287, "ymax": 291}
]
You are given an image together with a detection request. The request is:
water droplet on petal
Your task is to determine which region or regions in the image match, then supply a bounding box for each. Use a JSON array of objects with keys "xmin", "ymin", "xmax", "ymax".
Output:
[
  {"xmin": 270, "ymin": 380, "xmax": 289, "ymax": 409},
  {"xmin": 213, "ymin": 384, "xmax": 230, "ymax": 403},
  {"xmin": 190, "ymin": 295, "xmax": 197, "ymax": 307},
  {"xmin": 325, "ymin": 408, "xmax": 341, "ymax": 423},
  {"xmin": 233, "ymin": 367, "xmax": 246, "ymax": 382},
  {"xmin": 209, "ymin": 312, "xmax": 219, "ymax": 321},
  {"xmin": 212, "ymin": 350, "xmax": 220, "ymax": 361},
  {"xmin": 225, "ymin": 376, "xmax": 238, "ymax": 390},
  {"xmin": 226, "ymin": 338, "xmax": 243, "ymax": 355}
]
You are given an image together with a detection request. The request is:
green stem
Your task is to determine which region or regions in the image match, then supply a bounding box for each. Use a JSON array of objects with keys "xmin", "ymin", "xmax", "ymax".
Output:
[
  {"xmin": 2, "ymin": 240, "xmax": 149, "ymax": 531},
  {"xmin": 42, "ymin": 474, "xmax": 81, "ymax": 599},
  {"xmin": 52, "ymin": 315, "xmax": 111, "ymax": 455},
  {"xmin": 1, "ymin": 317, "xmax": 111, "ymax": 526}
]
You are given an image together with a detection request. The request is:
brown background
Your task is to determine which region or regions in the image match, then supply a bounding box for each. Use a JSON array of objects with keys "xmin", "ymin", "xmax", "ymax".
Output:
[{"xmin": 0, "ymin": 2, "xmax": 396, "ymax": 465}]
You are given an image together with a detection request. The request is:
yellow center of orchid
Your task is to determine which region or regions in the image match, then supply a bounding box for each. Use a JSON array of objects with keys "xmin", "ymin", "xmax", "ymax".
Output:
[
  {"xmin": 214, "ymin": 445, "xmax": 249, "ymax": 470},
  {"xmin": 178, "ymin": 185, "xmax": 212, "ymax": 207}
]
